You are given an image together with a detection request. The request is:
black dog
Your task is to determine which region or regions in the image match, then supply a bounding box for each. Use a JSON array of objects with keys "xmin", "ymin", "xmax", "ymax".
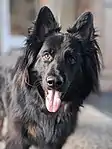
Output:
[{"xmin": 1, "ymin": 6, "xmax": 101, "ymax": 149}]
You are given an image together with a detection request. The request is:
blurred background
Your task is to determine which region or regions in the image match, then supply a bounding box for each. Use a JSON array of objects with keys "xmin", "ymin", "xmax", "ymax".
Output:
[{"xmin": 1, "ymin": 0, "xmax": 112, "ymax": 149}]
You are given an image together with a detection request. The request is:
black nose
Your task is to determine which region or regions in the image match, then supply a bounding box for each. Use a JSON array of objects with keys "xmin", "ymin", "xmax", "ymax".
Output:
[{"xmin": 46, "ymin": 76, "xmax": 63, "ymax": 89}]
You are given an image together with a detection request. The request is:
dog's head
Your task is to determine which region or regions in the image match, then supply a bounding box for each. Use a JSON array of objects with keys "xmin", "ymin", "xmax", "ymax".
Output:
[{"xmin": 14, "ymin": 7, "xmax": 101, "ymax": 113}]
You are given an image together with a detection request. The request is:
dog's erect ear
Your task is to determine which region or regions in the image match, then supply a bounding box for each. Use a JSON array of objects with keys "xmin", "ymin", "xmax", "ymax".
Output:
[
  {"xmin": 29, "ymin": 6, "xmax": 60, "ymax": 41},
  {"xmin": 24, "ymin": 6, "xmax": 60, "ymax": 69},
  {"xmin": 67, "ymin": 12, "xmax": 94, "ymax": 40}
]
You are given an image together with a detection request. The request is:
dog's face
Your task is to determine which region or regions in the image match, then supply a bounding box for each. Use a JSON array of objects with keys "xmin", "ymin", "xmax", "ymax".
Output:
[
  {"xmin": 34, "ymin": 33, "xmax": 82, "ymax": 112},
  {"xmin": 20, "ymin": 7, "xmax": 101, "ymax": 113}
]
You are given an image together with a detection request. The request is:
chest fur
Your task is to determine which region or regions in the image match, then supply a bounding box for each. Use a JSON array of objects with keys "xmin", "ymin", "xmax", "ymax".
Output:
[{"xmin": 26, "ymin": 111, "xmax": 77, "ymax": 145}]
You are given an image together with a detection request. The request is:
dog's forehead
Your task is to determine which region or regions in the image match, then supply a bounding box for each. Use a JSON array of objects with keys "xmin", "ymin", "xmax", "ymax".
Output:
[{"xmin": 42, "ymin": 33, "xmax": 71, "ymax": 51}]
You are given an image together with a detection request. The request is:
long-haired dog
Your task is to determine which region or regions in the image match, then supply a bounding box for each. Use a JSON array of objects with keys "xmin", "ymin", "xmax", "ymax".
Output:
[{"xmin": 1, "ymin": 6, "xmax": 102, "ymax": 149}]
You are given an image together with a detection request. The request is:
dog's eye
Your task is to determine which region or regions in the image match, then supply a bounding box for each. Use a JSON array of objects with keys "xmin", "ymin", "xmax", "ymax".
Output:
[
  {"xmin": 65, "ymin": 51, "xmax": 76, "ymax": 65},
  {"xmin": 67, "ymin": 56, "xmax": 76, "ymax": 65},
  {"xmin": 42, "ymin": 52, "xmax": 53, "ymax": 62}
]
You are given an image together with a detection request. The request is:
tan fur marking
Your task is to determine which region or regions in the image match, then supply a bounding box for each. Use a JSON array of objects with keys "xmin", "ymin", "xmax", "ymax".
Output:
[{"xmin": 28, "ymin": 124, "xmax": 37, "ymax": 138}]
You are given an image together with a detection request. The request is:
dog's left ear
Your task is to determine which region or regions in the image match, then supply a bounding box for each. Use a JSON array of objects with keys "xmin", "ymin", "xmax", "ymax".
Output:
[{"xmin": 67, "ymin": 12, "xmax": 94, "ymax": 40}]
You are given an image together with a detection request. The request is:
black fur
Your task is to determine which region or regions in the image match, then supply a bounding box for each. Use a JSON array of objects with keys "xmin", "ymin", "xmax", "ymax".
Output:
[{"xmin": 1, "ymin": 6, "xmax": 102, "ymax": 149}]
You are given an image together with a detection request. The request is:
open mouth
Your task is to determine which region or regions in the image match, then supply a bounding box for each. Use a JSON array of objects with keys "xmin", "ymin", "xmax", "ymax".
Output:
[{"xmin": 45, "ymin": 90, "xmax": 62, "ymax": 113}]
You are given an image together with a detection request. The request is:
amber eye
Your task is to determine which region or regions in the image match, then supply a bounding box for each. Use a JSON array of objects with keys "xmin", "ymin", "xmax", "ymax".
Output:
[{"xmin": 42, "ymin": 52, "xmax": 53, "ymax": 62}]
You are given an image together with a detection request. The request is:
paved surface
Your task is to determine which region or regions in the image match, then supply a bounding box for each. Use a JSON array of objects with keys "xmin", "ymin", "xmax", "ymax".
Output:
[
  {"xmin": 63, "ymin": 104, "xmax": 112, "ymax": 149},
  {"xmin": 0, "ymin": 51, "xmax": 112, "ymax": 149}
]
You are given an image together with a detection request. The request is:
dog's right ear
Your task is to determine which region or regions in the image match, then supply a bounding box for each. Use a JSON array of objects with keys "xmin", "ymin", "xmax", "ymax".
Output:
[
  {"xmin": 24, "ymin": 6, "xmax": 60, "ymax": 67},
  {"xmin": 28, "ymin": 6, "xmax": 60, "ymax": 42}
]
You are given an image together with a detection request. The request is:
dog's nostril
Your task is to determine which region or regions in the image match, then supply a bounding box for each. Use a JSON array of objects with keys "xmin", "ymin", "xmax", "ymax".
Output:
[
  {"xmin": 56, "ymin": 80, "xmax": 63, "ymax": 86},
  {"xmin": 48, "ymin": 80, "xmax": 54, "ymax": 86},
  {"xmin": 46, "ymin": 76, "xmax": 63, "ymax": 88},
  {"xmin": 47, "ymin": 77, "xmax": 54, "ymax": 87}
]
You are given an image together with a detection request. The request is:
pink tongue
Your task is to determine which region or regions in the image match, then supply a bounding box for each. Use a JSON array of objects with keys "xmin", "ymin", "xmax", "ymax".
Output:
[{"xmin": 45, "ymin": 90, "xmax": 61, "ymax": 112}]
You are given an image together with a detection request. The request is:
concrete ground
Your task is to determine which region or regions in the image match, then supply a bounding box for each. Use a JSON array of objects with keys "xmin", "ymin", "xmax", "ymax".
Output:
[{"xmin": 0, "ymin": 51, "xmax": 112, "ymax": 149}]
